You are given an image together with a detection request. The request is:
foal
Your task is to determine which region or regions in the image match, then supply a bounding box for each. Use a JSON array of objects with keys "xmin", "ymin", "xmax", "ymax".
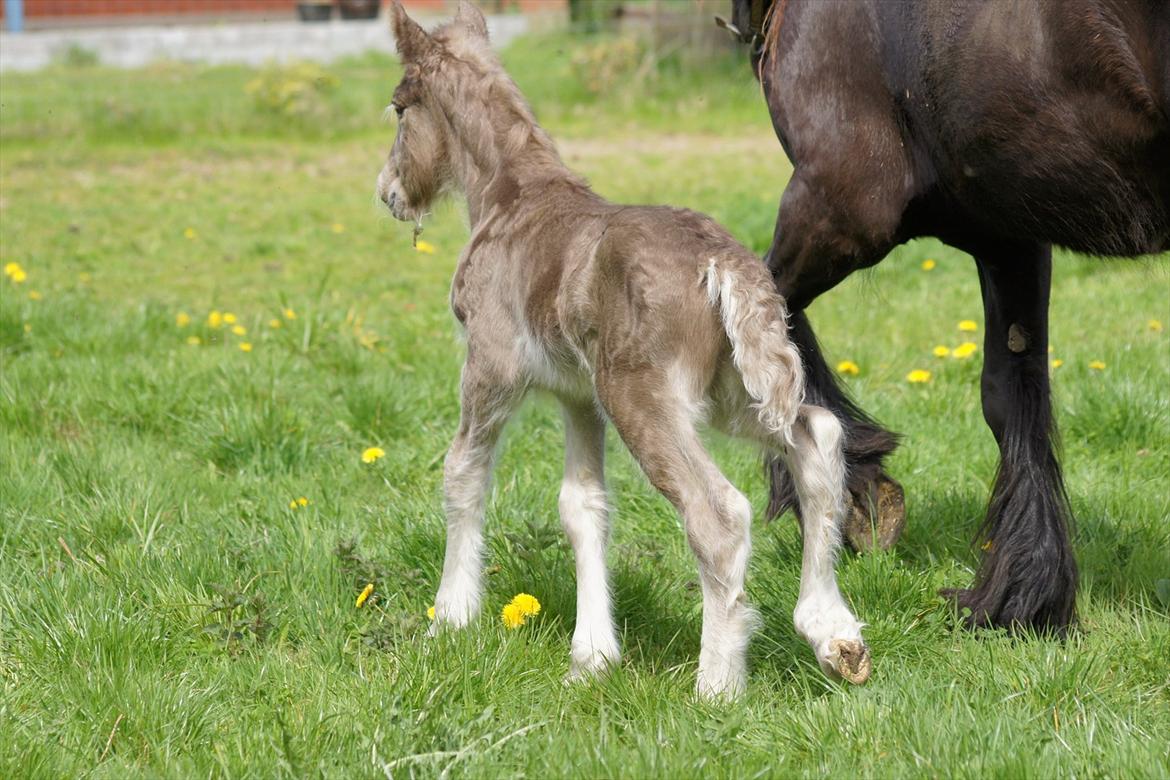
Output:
[{"xmin": 377, "ymin": 1, "xmax": 869, "ymax": 697}]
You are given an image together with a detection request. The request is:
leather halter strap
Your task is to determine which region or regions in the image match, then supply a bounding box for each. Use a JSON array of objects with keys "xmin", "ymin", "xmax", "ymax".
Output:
[{"xmin": 714, "ymin": 0, "xmax": 771, "ymax": 57}]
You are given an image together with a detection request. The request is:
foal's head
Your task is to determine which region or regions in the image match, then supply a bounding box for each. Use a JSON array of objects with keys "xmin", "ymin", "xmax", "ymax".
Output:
[{"xmin": 376, "ymin": 1, "xmax": 492, "ymax": 222}]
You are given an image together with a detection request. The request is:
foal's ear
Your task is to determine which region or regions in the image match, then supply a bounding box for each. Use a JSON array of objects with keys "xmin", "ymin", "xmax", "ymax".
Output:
[
  {"xmin": 455, "ymin": 1, "xmax": 489, "ymax": 41},
  {"xmin": 391, "ymin": 1, "xmax": 436, "ymax": 62}
]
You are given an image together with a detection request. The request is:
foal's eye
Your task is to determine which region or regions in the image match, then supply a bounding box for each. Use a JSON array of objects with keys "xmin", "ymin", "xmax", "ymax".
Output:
[{"xmin": 394, "ymin": 103, "xmax": 405, "ymax": 118}]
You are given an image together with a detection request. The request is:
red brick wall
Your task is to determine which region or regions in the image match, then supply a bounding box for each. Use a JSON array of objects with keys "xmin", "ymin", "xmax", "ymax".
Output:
[
  {"xmin": 14, "ymin": 0, "xmax": 293, "ymax": 16},
  {"xmin": 4, "ymin": 0, "xmax": 562, "ymax": 19}
]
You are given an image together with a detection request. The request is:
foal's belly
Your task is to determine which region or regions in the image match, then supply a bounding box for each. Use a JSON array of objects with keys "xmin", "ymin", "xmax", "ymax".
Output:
[{"xmin": 519, "ymin": 330, "xmax": 595, "ymax": 403}]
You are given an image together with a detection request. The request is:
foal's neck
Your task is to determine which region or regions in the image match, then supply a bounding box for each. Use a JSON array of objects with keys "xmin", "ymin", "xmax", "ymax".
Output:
[{"xmin": 446, "ymin": 79, "xmax": 576, "ymax": 227}]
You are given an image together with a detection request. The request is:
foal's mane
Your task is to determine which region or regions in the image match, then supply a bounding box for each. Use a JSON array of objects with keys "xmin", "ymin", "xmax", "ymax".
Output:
[{"xmin": 427, "ymin": 18, "xmax": 566, "ymax": 180}]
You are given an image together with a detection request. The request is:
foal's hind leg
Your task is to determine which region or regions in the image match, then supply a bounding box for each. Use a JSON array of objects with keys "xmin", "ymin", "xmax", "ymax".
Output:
[
  {"xmin": 559, "ymin": 401, "xmax": 620, "ymax": 679},
  {"xmin": 784, "ymin": 405, "xmax": 871, "ymax": 684},
  {"xmin": 432, "ymin": 363, "xmax": 523, "ymax": 632},
  {"xmin": 599, "ymin": 372, "xmax": 755, "ymax": 698}
]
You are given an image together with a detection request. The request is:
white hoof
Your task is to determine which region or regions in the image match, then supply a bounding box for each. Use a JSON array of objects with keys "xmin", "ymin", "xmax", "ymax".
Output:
[
  {"xmin": 427, "ymin": 595, "xmax": 477, "ymax": 636},
  {"xmin": 566, "ymin": 642, "xmax": 620, "ymax": 684},
  {"xmin": 695, "ymin": 669, "xmax": 746, "ymax": 701},
  {"xmin": 825, "ymin": 638, "xmax": 872, "ymax": 684},
  {"xmin": 794, "ymin": 599, "xmax": 871, "ymax": 684}
]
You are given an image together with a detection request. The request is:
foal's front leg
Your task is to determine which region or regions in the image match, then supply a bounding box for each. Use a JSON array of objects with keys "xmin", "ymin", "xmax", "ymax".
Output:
[
  {"xmin": 432, "ymin": 364, "xmax": 522, "ymax": 631},
  {"xmin": 559, "ymin": 401, "xmax": 620, "ymax": 679}
]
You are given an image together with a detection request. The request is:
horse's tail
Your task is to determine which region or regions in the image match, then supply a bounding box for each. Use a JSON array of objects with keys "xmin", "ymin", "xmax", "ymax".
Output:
[{"xmin": 705, "ymin": 253, "xmax": 804, "ymax": 446}]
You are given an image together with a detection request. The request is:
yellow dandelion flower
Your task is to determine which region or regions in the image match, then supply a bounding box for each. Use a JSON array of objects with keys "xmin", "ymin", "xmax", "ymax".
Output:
[
  {"xmin": 331, "ymin": 222, "xmax": 346, "ymax": 234},
  {"xmin": 3, "ymin": 262, "xmax": 22, "ymax": 278},
  {"xmin": 510, "ymin": 593, "xmax": 542, "ymax": 617},
  {"xmin": 361, "ymin": 446, "xmax": 385, "ymax": 464},
  {"xmin": 238, "ymin": 342, "xmax": 253, "ymax": 352},
  {"xmin": 176, "ymin": 312, "xmax": 191, "ymax": 327},
  {"xmin": 231, "ymin": 324, "xmax": 247, "ymax": 336},
  {"xmin": 28, "ymin": 290, "xmax": 43, "ymax": 301},
  {"xmin": 501, "ymin": 602, "xmax": 526, "ymax": 629},
  {"xmin": 186, "ymin": 336, "xmax": 201, "ymax": 346},
  {"xmin": 932, "ymin": 345, "xmax": 951, "ymax": 358},
  {"xmin": 1089, "ymin": 360, "xmax": 1106, "ymax": 370},
  {"xmin": 415, "ymin": 239, "xmax": 437, "ymax": 254},
  {"xmin": 223, "ymin": 313, "xmax": 238, "ymax": 325},
  {"xmin": 297, "ymin": 496, "xmax": 309, "ymax": 506},
  {"xmin": 921, "ymin": 258, "xmax": 936, "ymax": 271},
  {"xmin": 836, "ymin": 360, "xmax": 860, "ymax": 376},
  {"xmin": 283, "ymin": 307, "xmax": 297, "ymax": 320},
  {"xmin": 952, "ymin": 342, "xmax": 978, "ymax": 359},
  {"xmin": 1150, "ymin": 319, "xmax": 1164, "ymax": 332},
  {"xmin": 8, "ymin": 267, "xmax": 27, "ymax": 284},
  {"xmin": 208, "ymin": 310, "xmax": 224, "ymax": 328},
  {"xmin": 356, "ymin": 583, "xmax": 374, "ymax": 608},
  {"xmin": 184, "ymin": 227, "xmax": 197, "ymax": 240},
  {"xmin": 427, "ymin": 606, "xmax": 436, "ymax": 620},
  {"xmin": 289, "ymin": 499, "xmax": 298, "ymax": 509},
  {"xmin": 268, "ymin": 318, "xmax": 282, "ymax": 329},
  {"xmin": 958, "ymin": 320, "xmax": 978, "ymax": 332},
  {"xmin": 906, "ymin": 369, "xmax": 932, "ymax": 384},
  {"xmin": 1050, "ymin": 359, "xmax": 1063, "ymax": 369}
]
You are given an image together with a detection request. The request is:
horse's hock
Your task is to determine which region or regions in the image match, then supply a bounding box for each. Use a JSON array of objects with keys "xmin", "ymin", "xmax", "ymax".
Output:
[{"xmin": 843, "ymin": 474, "xmax": 906, "ymax": 552}]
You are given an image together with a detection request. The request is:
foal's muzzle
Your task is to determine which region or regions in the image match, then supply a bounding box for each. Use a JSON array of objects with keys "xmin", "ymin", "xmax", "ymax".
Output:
[{"xmin": 376, "ymin": 169, "xmax": 412, "ymax": 222}]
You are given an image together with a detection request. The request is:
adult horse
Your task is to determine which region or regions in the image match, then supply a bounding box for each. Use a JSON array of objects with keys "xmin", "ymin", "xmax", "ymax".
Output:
[{"xmin": 725, "ymin": 0, "xmax": 1169, "ymax": 633}]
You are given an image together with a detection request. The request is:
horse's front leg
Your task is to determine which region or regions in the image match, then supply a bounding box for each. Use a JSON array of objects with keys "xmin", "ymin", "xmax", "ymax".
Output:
[{"xmin": 949, "ymin": 242, "xmax": 1077, "ymax": 633}]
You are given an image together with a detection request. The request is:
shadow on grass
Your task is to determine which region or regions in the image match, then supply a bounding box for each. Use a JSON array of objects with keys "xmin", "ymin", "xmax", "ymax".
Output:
[
  {"xmin": 848, "ymin": 485, "xmax": 1170, "ymax": 612},
  {"xmin": 355, "ymin": 476, "xmax": 1166, "ymax": 684}
]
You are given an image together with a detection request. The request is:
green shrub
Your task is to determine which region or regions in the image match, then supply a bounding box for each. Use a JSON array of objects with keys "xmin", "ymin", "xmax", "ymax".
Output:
[{"xmin": 245, "ymin": 62, "xmax": 340, "ymax": 119}]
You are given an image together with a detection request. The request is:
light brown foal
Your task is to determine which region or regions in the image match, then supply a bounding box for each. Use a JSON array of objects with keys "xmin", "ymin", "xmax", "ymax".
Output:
[{"xmin": 377, "ymin": 1, "xmax": 870, "ymax": 698}]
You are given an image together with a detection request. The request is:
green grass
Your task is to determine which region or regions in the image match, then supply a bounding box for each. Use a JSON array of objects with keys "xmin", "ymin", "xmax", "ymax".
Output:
[{"xmin": 2, "ymin": 30, "xmax": 1169, "ymax": 779}]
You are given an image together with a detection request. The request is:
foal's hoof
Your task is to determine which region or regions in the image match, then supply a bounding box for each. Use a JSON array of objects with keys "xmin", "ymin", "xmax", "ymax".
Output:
[
  {"xmin": 565, "ymin": 646, "xmax": 620, "ymax": 686},
  {"xmin": 844, "ymin": 474, "xmax": 906, "ymax": 552},
  {"xmin": 829, "ymin": 639, "xmax": 872, "ymax": 685}
]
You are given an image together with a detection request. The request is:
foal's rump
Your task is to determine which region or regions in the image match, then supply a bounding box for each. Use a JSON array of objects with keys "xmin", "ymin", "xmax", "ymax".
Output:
[{"xmin": 585, "ymin": 205, "xmax": 803, "ymax": 441}]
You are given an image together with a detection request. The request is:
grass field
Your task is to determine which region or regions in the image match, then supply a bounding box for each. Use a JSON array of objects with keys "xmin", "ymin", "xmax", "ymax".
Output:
[{"xmin": 2, "ymin": 29, "xmax": 1169, "ymax": 779}]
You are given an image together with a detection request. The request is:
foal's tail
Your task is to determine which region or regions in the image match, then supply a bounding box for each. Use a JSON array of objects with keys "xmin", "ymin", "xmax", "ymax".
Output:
[{"xmin": 705, "ymin": 254, "xmax": 804, "ymax": 445}]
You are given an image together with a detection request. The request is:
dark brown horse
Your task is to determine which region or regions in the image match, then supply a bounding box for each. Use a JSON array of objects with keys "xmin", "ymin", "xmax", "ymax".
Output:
[{"xmin": 726, "ymin": 0, "xmax": 1169, "ymax": 633}]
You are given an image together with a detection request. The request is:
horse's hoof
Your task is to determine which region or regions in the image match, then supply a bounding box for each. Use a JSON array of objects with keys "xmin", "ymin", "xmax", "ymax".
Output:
[
  {"xmin": 844, "ymin": 473, "xmax": 906, "ymax": 552},
  {"xmin": 829, "ymin": 638, "xmax": 872, "ymax": 684}
]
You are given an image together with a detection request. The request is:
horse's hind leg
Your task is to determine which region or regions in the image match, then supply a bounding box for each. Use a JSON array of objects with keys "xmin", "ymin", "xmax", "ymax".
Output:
[
  {"xmin": 760, "ymin": 20, "xmax": 916, "ymax": 550},
  {"xmin": 784, "ymin": 405, "xmax": 871, "ymax": 684},
  {"xmin": 598, "ymin": 369, "xmax": 755, "ymax": 699},
  {"xmin": 559, "ymin": 400, "xmax": 620, "ymax": 679},
  {"xmin": 765, "ymin": 171, "xmax": 907, "ymax": 553}
]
